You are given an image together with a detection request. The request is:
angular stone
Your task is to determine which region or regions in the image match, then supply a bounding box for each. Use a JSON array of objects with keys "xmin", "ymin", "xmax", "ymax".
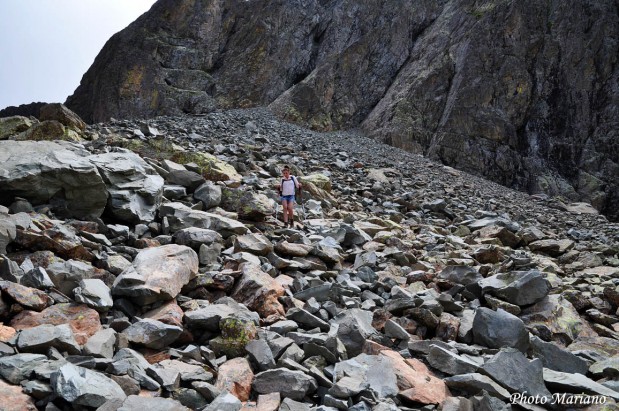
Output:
[
  {"xmin": 89, "ymin": 151, "xmax": 164, "ymax": 223},
  {"xmin": 0, "ymin": 215, "xmax": 16, "ymax": 255},
  {"xmin": 143, "ymin": 300, "xmax": 184, "ymax": 328},
  {"xmin": 437, "ymin": 266, "xmax": 482, "ymax": 286},
  {"xmin": 246, "ymin": 339, "xmax": 276, "ymax": 371},
  {"xmin": 0, "ymin": 353, "xmax": 48, "ymax": 384},
  {"xmin": 528, "ymin": 239, "xmax": 574, "ymax": 257},
  {"xmin": 221, "ymin": 188, "xmax": 274, "ymax": 221},
  {"xmin": 122, "ymin": 318, "xmax": 182, "ymax": 349},
  {"xmin": 231, "ymin": 263, "xmax": 285, "ymax": 318},
  {"xmin": 543, "ymin": 368, "xmax": 619, "ymax": 400},
  {"xmin": 204, "ymin": 391, "xmax": 242, "ymax": 411},
  {"xmin": 0, "ymin": 141, "xmax": 108, "ymax": 218},
  {"xmin": 0, "ymin": 281, "xmax": 53, "ymax": 311},
  {"xmin": 173, "ymin": 227, "xmax": 222, "ymax": 250},
  {"xmin": 112, "ymin": 244, "xmax": 198, "ymax": 305},
  {"xmin": 478, "ymin": 225, "xmax": 520, "ymax": 247},
  {"xmin": 472, "ymin": 308, "xmax": 529, "ymax": 352},
  {"xmin": 444, "ymin": 373, "xmax": 511, "ymax": 400},
  {"xmin": 11, "ymin": 303, "xmax": 101, "ymax": 345},
  {"xmin": 253, "ymin": 368, "xmax": 317, "ymax": 400},
  {"xmin": 234, "ymin": 233, "xmax": 274, "ymax": 256},
  {"xmin": 286, "ymin": 308, "xmax": 330, "ymax": 332},
  {"xmin": 73, "ymin": 278, "xmax": 113, "ymax": 310},
  {"xmin": 51, "ymin": 362, "xmax": 126, "ymax": 408},
  {"xmin": 184, "ymin": 300, "xmax": 259, "ymax": 332},
  {"xmin": 116, "ymin": 395, "xmax": 190, "ymax": 411},
  {"xmin": 159, "ymin": 202, "xmax": 248, "ymax": 237},
  {"xmin": 427, "ymin": 345, "xmax": 482, "ymax": 375},
  {"xmin": 329, "ymin": 375, "xmax": 368, "ymax": 398},
  {"xmin": 84, "ymin": 328, "xmax": 117, "ymax": 359},
  {"xmin": 194, "ymin": 181, "xmax": 222, "ymax": 209},
  {"xmin": 479, "ymin": 270, "xmax": 550, "ymax": 306},
  {"xmin": 520, "ymin": 295, "xmax": 597, "ymax": 344},
  {"xmin": 274, "ymin": 241, "xmax": 313, "ymax": 257},
  {"xmin": 20, "ymin": 266, "xmax": 55, "ymax": 290},
  {"xmin": 0, "ymin": 116, "xmax": 34, "ymax": 140},
  {"xmin": 528, "ymin": 335, "xmax": 588, "ymax": 374},
  {"xmin": 17, "ymin": 323, "xmax": 81, "ymax": 354},
  {"xmin": 216, "ymin": 357, "xmax": 254, "ymax": 402},
  {"xmin": 17, "ymin": 224, "xmax": 94, "ymax": 263},
  {"xmin": 39, "ymin": 103, "xmax": 87, "ymax": 131},
  {"xmin": 332, "ymin": 309, "xmax": 378, "ymax": 357},
  {"xmin": 481, "ymin": 348, "xmax": 552, "ymax": 399}
]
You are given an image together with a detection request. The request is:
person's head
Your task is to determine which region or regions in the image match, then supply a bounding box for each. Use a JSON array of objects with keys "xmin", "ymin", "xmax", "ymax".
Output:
[{"xmin": 282, "ymin": 166, "xmax": 291, "ymax": 176}]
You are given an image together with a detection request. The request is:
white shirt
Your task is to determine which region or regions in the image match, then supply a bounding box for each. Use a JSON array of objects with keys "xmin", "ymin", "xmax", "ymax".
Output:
[{"xmin": 281, "ymin": 177, "xmax": 297, "ymax": 196}]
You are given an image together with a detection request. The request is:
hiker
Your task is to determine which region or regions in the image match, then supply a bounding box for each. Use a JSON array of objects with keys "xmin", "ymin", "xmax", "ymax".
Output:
[{"xmin": 278, "ymin": 166, "xmax": 301, "ymax": 228}]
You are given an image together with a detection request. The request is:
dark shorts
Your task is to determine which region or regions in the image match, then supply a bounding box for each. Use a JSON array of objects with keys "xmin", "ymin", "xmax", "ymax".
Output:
[{"xmin": 281, "ymin": 195, "xmax": 295, "ymax": 202}]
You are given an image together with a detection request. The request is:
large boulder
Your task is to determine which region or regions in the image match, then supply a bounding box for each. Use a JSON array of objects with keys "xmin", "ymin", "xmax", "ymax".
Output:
[
  {"xmin": 479, "ymin": 270, "xmax": 551, "ymax": 306},
  {"xmin": 0, "ymin": 116, "xmax": 34, "ymax": 140},
  {"xmin": 88, "ymin": 150, "xmax": 164, "ymax": 223},
  {"xmin": 51, "ymin": 363, "xmax": 126, "ymax": 408},
  {"xmin": 0, "ymin": 141, "xmax": 107, "ymax": 218},
  {"xmin": 112, "ymin": 244, "xmax": 199, "ymax": 305},
  {"xmin": 472, "ymin": 308, "xmax": 529, "ymax": 352},
  {"xmin": 39, "ymin": 103, "xmax": 87, "ymax": 131},
  {"xmin": 159, "ymin": 202, "xmax": 248, "ymax": 237},
  {"xmin": 231, "ymin": 263, "xmax": 285, "ymax": 318}
]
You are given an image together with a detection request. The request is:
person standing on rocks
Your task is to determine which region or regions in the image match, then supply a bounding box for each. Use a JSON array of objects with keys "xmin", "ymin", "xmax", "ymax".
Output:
[{"xmin": 278, "ymin": 166, "xmax": 301, "ymax": 228}]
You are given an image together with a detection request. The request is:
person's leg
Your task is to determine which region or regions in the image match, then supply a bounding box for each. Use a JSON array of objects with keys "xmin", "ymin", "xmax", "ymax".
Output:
[
  {"xmin": 287, "ymin": 201, "xmax": 295, "ymax": 226},
  {"xmin": 281, "ymin": 199, "xmax": 289, "ymax": 223}
]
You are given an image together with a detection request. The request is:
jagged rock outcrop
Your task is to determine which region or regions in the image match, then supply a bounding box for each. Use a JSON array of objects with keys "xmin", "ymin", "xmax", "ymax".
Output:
[{"xmin": 65, "ymin": 0, "xmax": 619, "ymax": 221}]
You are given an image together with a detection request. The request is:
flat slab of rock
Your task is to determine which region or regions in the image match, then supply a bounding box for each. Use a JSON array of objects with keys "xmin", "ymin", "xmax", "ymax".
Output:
[
  {"xmin": 479, "ymin": 270, "xmax": 550, "ymax": 306},
  {"xmin": 444, "ymin": 373, "xmax": 511, "ymax": 400},
  {"xmin": 112, "ymin": 244, "xmax": 198, "ymax": 304},
  {"xmin": 543, "ymin": 368, "xmax": 619, "ymax": 400},
  {"xmin": 0, "ymin": 281, "xmax": 53, "ymax": 311},
  {"xmin": 528, "ymin": 239, "xmax": 574, "ymax": 257},
  {"xmin": 122, "ymin": 318, "xmax": 183, "ymax": 349},
  {"xmin": 253, "ymin": 368, "xmax": 317, "ymax": 401},
  {"xmin": 0, "ymin": 353, "xmax": 48, "ymax": 384},
  {"xmin": 160, "ymin": 202, "xmax": 248, "ymax": 237}
]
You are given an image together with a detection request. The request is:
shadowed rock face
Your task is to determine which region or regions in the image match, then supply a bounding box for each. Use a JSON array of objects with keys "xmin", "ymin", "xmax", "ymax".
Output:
[{"xmin": 65, "ymin": 0, "xmax": 619, "ymax": 221}]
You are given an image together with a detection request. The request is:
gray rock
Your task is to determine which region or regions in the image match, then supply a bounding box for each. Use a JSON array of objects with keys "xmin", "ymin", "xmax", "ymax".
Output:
[
  {"xmin": 543, "ymin": 368, "xmax": 619, "ymax": 400},
  {"xmin": 51, "ymin": 362, "xmax": 126, "ymax": 407},
  {"xmin": 234, "ymin": 233, "xmax": 274, "ymax": 256},
  {"xmin": 173, "ymin": 227, "xmax": 222, "ymax": 250},
  {"xmin": 480, "ymin": 348, "xmax": 552, "ymax": 399},
  {"xmin": 590, "ymin": 357, "xmax": 619, "ymax": 378},
  {"xmin": 84, "ymin": 328, "xmax": 117, "ymax": 359},
  {"xmin": 437, "ymin": 265, "xmax": 483, "ymax": 286},
  {"xmin": 116, "ymin": 395, "xmax": 190, "ymax": 411},
  {"xmin": 159, "ymin": 202, "xmax": 248, "ymax": 237},
  {"xmin": 203, "ymin": 391, "xmax": 242, "ymax": 411},
  {"xmin": 384, "ymin": 319, "xmax": 410, "ymax": 340},
  {"xmin": 444, "ymin": 373, "xmax": 511, "ymax": 400},
  {"xmin": 112, "ymin": 244, "xmax": 198, "ymax": 304},
  {"xmin": 286, "ymin": 307, "xmax": 330, "ymax": 332},
  {"xmin": 194, "ymin": 181, "xmax": 222, "ymax": 209},
  {"xmin": 0, "ymin": 215, "xmax": 16, "ymax": 254},
  {"xmin": 122, "ymin": 318, "xmax": 183, "ymax": 349},
  {"xmin": 479, "ymin": 270, "xmax": 550, "ymax": 306},
  {"xmin": 253, "ymin": 368, "xmax": 317, "ymax": 400},
  {"xmin": 0, "ymin": 141, "xmax": 108, "ymax": 218},
  {"xmin": 427, "ymin": 344, "xmax": 482, "ymax": 375},
  {"xmin": 21, "ymin": 267, "xmax": 55, "ymax": 290},
  {"xmin": 73, "ymin": 278, "xmax": 113, "ymax": 310},
  {"xmin": 0, "ymin": 353, "xmax": 48, "ymax": 384},
  {"xmin": 328, "ymin": 375, "xmax": 369, "ymax": 398},
  {"xmin": 528, "ymin": 335, "xmax": 588, "ymax": 374},
  {"xmin": 46, "ymin": 259, "xmax": 97, "ymax": 296},
  {"xmin": 163, "ymin": 184, "xmax": 187, "ymax": 200},
  {"xmin": 472, "ymin": 308, "xmax": 529, "ymax": 352},
  {"xmin": 0, "ymin": 255, "xmax": 24, "ymax": 283},
  {"xmin": 89, "ymin": 151, "xmax": 164, "ymax": 223},
  {"xmin": 332, "ymin": 309, "xmax": 378, "ymax": 357},
  {"xmin": 166, "ymin": 169, "xmax": 205, "ymax": 191},
  {"xmin": 279, "ymin": 397, "xmax": 311, "ymax": 411},
  {"xmin": 333, "ymin": 354, "xmax": 398, "ymax": 399},
  {"xmin": 246, "ymin": 339, "xmax": 276, "ymax": 371},
  {"xmin": 191, "ymin": 381, "xmax": 221, "ymax": 401},
  {"xmin": 17, "ymin": 324, "xmax": 81, "ymax": 355}
]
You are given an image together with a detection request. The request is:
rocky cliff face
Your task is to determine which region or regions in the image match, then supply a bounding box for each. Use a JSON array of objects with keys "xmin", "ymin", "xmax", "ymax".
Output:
[{"xmin": 65, "ymin": 0, "xmax": 619, "ymax": 221}]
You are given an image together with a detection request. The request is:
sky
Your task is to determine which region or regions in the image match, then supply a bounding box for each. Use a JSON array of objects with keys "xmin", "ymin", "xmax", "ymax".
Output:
[{"xmin": 0, "ymin": 0, "xmax": 157, "ymax": 109}]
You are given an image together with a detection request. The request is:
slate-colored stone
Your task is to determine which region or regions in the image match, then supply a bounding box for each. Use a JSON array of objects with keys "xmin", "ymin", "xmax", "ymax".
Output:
[
  {"xmin": 472, "ymin": 308, "xmax": 529, "ymax": 352},
  {"xmin": 51, "ymin": 362, "xmax": 126, "ymax": 408},
  {"xmin": 253, "ymin": 368, "xmax": 317, "ymax": 400}
]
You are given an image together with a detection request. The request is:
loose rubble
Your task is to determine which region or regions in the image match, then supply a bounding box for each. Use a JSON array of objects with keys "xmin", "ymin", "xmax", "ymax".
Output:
[{"xmin": 0, "ymin": 105, "xmax": 618, "ymax": 410}]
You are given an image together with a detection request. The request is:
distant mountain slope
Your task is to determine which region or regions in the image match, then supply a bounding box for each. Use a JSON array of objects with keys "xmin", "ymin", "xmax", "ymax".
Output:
[{"xmin": 65, "ymin": 0, "xmax": 619, "ymax": 221}]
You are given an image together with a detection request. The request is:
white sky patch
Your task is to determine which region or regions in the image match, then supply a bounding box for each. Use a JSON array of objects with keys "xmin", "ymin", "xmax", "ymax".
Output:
[{"xmin": 0, "ymin": 0, "xmax": 157, "ymax": 108}]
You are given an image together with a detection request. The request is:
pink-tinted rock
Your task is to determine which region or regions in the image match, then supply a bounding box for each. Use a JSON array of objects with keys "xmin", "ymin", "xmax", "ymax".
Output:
[
  {"xmin": 0, "ymin": 281, "xmax": 53, "ymax": 311},
  {"xmin": 0, "ymin": 379, "xmax": 37, "ymax": 410},
  {"xmin": 10, "ymin": 303, "xmax": 101, "ymax": 345},
  {"xmin": 256, "ymin": 392, "xmax": 281, "ymax": 411},
  {"xmin": 216, "ymin": 357, "xmax": 254, "ymax": 401},
  {"xmin": 112, "ymin": 244, "xmax": 198, "ymax": 304},
  {"xmin": 0, "ymin": 323, "xmax": 16, "ymax": 342},
  {"xmin": 15, "ymin": 220, "xmax": 94, "ymax": 262},
  {"xmin": 274, "ymin": 241, "xmax": 313, "ymax": 257},
  {"xmin": 143, "ymin": 300, "xmax": 184, "ymax": 328},
  {"xmin": 379, "ymin": 349, "xmax": 451, "ymax": 405},
  {"xmin": 231, "ymin": 263, "xmax": 285, "ymax": 318}
]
